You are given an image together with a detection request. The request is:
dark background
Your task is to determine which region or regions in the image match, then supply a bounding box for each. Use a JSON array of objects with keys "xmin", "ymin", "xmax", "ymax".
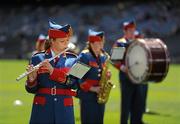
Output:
[{"xmin": 0, "ymin": 0, "xmax": 179, "ymax": 63}]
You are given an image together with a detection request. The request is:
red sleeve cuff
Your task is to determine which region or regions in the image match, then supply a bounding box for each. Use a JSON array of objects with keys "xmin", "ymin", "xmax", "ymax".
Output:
[
  {"xmin": 80, "ymin": 80, "xmax": 99, "ymax": 92},
  {"xmin": 49, "ymin": 68, "xmax": 69, "ymax": 83},
  {"xmin": 26, "ymin": 79, "xmax": 38, "ymax": 88},
  {"xmin": 80, "ymin": 82, "xmax": 92, "ymax": 92},
  {"xmin": 112, "ymin": 60, "xmax": 125, "ymax": 70},
  {"xmin": 114, "ymin": 63, "xmax": 121, "ymax": 70}
]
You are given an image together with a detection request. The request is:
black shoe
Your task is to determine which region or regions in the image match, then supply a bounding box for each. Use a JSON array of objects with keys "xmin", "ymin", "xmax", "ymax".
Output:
[
  {"xmin": 140, "ymin": 121, "xmax": 148, "ymax": 124},
  {"xmin": 144, "ymin": 109, "xmax": 160, "ymax": 115}
]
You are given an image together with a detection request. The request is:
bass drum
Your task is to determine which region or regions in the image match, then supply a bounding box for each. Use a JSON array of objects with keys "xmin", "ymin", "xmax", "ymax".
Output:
[{"xmin": 125, "ymin": 38, "xmax": 170, "ymax": 84}]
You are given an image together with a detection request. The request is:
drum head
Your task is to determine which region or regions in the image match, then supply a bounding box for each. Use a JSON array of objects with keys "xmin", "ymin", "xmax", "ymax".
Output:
[{"xmin": 126, "ymin": 39, "xmax": 149, "ymax": 84}]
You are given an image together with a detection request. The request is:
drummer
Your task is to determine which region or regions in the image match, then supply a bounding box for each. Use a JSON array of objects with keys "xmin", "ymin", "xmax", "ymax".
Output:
[
  {"xmin": 111, "ymin": 20, "xmax": 145, "ymax": 124},
  {"xmin": 134, "ymin": 30, "xmax": 150, "ymax": 114}
]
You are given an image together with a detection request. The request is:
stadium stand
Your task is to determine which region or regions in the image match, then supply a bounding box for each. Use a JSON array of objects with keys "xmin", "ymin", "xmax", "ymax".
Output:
[{"xmin": 0, "ymin": 1, "xmax": 179, "ymax": 62}]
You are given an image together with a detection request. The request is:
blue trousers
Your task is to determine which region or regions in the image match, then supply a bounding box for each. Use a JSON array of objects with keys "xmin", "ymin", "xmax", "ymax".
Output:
[
  {"xmin": 119, "ymin": 72, "xmax": 144, "ymax": 124},
  {"xmin": 78, "ymin": 91, "xmax": 105, "ymax": 124},
  {"xmin": 141, "ymin": 84, "xmax": 148, "ymax": 113}
]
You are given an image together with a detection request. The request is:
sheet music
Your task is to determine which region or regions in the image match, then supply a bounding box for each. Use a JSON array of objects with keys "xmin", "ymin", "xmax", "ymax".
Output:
[
  {"xmin": 68, "ymin": 62, "xmax": 91, "ymax": 79},
  {"xmin": 111, "ymin": 47, "xmax": 126, "ymax": 60}
]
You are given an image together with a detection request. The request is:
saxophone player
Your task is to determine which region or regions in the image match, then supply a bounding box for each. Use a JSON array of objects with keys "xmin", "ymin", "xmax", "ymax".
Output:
[{"xmin": 77, "ymin": 29, "xmax": 111, "ymax": 124}]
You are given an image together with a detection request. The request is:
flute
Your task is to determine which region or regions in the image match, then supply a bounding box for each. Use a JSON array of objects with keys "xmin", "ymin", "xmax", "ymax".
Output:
[{"xmin": 16, "ymin": 43, "xmax": 75, "ymax": 81}]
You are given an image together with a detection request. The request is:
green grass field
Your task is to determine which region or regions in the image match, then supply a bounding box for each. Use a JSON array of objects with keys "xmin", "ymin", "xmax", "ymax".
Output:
[{"xmin": 0, "ymin": 60, "xmax": 180, "ymax": 124}]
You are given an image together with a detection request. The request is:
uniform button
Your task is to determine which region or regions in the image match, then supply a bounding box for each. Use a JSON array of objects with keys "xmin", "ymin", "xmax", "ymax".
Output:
[
  {"xmin": 98, "ymin": 69, "xmax": 101, "ymax": 72},
  {"xmin": 35, "ymin": 102, "xmax": 38, "ymax": 104},
  {"xmin": 98, "ymin": 74, "xmax": 101, "ymax": 77},
  {"xmin": 54, "ymin": 98, "xmax": 57, "ymax": 101}
]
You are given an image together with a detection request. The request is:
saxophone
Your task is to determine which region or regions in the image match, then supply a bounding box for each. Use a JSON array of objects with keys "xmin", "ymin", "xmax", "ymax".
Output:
[{"xmin": 97, "ymin": 52, "xmax": 114, "ymax": 104}]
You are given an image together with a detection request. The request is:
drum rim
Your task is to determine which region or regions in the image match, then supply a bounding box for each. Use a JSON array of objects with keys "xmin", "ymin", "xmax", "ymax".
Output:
[{"xmin": 125, "ymin": 39, "xmax": 152, "ymax": 84}]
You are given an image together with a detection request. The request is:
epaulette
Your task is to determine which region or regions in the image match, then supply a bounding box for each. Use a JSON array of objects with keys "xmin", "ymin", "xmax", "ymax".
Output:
[
  {"xmin": 32, "ymin": 51, "xmax": 45, "ymax": 57},
  {"xmin": 117, "ymin": 38, "xmax": 126, "ymax": 43},
  {"xmin": 101, "ymin": 51, "xmax": 110, "ymax": 58},
  {"xmin": 65, "ymin": 51, "xmax": 78, "ymax": 58},
  {"xmin": 81, "ymin": 49, "xmax": 89, "ymax": 53}
]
